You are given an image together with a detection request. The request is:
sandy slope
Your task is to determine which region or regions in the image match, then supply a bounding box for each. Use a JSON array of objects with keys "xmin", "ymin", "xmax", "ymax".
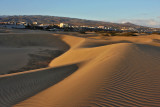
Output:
[
  {"xmin": 0, "ymin": 47, "xmax": 30, "ymax": 74},
  {"xmin": 0, "ymin": 31, "xmax": 160, "ymax": 106},
  {"xmin": 0, "ymin": 31, "xmax": 69, "ymax": 74}
]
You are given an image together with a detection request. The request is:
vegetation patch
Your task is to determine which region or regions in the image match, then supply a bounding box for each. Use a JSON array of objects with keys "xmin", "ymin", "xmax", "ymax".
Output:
[{"xmin": 95, "ymin": 31, "xmax": 138, "ymax": 37}]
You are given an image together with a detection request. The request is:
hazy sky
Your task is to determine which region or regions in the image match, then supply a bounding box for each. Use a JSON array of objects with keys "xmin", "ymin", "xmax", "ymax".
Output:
[{"xmin": 0, "ymin": 0, "xmax": 160, "ymax": 27}]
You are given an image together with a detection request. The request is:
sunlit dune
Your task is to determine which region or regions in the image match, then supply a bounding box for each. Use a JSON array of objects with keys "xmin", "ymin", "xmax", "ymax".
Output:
[{"xmin": 0, "ymin": 30, "xmax": 160, "ymax": 106}]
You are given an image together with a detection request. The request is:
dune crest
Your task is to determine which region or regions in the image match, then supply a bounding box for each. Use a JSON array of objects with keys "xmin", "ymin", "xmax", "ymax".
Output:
[
  {"xmin": 0, "ymin": 31, "xmax": 160, "ymax": 106},
  {"xmin": 15, "ymin": 35, "xmax": 160, "ymax": 107}
]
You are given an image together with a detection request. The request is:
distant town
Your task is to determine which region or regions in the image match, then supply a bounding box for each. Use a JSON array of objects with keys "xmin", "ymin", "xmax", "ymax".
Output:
[{"xmin": 0, "ymin": 21, "xmax": 160, "ymax": 34}]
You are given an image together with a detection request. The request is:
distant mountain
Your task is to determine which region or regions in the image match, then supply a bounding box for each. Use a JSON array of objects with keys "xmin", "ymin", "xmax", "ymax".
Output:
[
  {"xmin": 122, "ymin": 22, "xmax": 138, "ymax": 26},
  {"xmin": 0, "ymin": 15, "xmax": 150, "ymax": 29}
]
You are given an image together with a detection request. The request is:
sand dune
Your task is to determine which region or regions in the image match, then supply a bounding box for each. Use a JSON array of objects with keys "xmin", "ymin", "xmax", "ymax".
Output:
[
  {"xmin": 0, "ymin": 47, "xmax": 30, "ymax": 74},
  {"xmin": 0, "ymin": 65, "xmax": 77, "ymax": 106},
  {"xmin": 0, "ymin": 32, "xmax": 69, "ymax": 74},
  {"xmin": 0, "ymin": 30, "xmax": 160, "ymax": 106}
]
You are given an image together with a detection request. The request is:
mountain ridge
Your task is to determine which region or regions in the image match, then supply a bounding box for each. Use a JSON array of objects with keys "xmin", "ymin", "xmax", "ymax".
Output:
[{"xmin": 0, "ymin": 15, "xmax": 151, "ymax": 29}]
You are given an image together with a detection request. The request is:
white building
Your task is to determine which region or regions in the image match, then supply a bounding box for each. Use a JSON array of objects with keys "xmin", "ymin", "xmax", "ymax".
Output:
[
  {"xmin": 60, "ymin": 23, "xmax": 69, "ymax": 28},
  {"xmin": 33, "ymin": 22, "xmax": 38, "ymax": 25},
  {"xmin": 98, "ymin": 26, "xmax": 106, "ymax": 29}
]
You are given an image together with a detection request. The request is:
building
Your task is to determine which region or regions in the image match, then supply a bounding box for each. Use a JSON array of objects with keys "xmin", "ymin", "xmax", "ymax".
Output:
[
  {"xmin": 98, "ymin": 26, "xmax": 106, "ymax": 29},
  {"xmin": 60, "ymin": 23, "xmax": 69, "ymax": 28},
  {"xmin": 32, "ymin": 22, "xmax": 38, "ymax": 25}
]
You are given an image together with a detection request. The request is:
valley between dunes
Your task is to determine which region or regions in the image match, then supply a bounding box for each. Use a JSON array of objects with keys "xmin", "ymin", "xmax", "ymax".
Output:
[{"xmin": 0, "ymin": 29, "xmax": 160, "ymax": 107}]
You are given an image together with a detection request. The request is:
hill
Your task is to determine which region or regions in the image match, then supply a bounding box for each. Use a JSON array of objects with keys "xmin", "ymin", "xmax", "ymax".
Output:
[{"xmin": 0, "ymin": 15, "xmax": 148, "ymax": 29}]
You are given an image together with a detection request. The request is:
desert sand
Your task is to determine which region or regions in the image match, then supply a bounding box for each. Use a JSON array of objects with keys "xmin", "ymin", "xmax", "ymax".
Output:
[{"xmin": 0, "ymin": 29, "xmax": 160, "ymax": 107}]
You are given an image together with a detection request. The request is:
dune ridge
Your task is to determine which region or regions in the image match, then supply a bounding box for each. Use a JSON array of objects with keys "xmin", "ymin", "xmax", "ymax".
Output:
[
  {"xmin": 0, "ymin": 30, "xmax": 160, "ymax": 106},
  {"xmin": 15, "ymin": 35, "xmax": 160, "ymax": 107},
  {"xmin": 0, "ymin": 64, "xmax": 78, "ymax": 107}
]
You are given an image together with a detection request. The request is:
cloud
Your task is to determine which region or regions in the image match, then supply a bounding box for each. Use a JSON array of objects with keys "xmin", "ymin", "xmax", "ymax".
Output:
[{"xmin": 118, "ymin": 19, "xmax": 160, "ymax": 28}]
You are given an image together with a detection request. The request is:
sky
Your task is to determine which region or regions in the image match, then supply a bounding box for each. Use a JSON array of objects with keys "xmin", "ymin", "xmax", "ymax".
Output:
[{"xmin": 0, "ymin": 0, "xmax": 160, "ymax": 28}]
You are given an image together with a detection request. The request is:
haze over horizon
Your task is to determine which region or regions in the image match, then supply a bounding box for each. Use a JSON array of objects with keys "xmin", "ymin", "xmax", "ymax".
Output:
[{"xmin": 0, "ymin": 0, "xmax": 160, "ymax": 28}]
